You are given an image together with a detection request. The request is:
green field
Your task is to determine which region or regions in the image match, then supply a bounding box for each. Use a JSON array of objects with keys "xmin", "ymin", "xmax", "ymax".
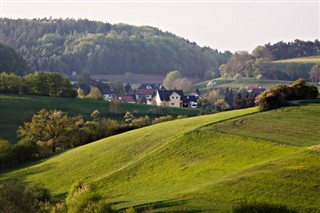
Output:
[
  {"xmin": 1, "ymin": 103, "xmax": 320, "ymax": 212},
  {"xmin": 193, "ymin": 78, "xmax": 292, "ymax": 93},
  {"xmin": 272, "ymin": 56, "xmax": 320, "ymax": 64},
  {"xmin": 0, "ymin": 94, "xmax": 200, "ymax": 143}
]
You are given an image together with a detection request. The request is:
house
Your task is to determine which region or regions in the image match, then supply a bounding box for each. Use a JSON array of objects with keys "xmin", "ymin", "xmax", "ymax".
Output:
[
  {"xmin": 113, "ymin": 95, "xmax": 136, "ymax": 104},
  {"xmin": 182, "ymin": 95, "xmax": 198, "ymax": 108},
  {"xmin": 134, "ymin": 88, "xmax": 155, "ymax": 100},
  {"xmin": 140, "ymin": 83, "xmax": 163, "ymax": 90},
  {"xmin": 245, "ymin": 85, "xmax": 266, "ymax": 100},
  {"xmin": 155, "ymin": 90, "xmax": 184, "ymax": 107}
]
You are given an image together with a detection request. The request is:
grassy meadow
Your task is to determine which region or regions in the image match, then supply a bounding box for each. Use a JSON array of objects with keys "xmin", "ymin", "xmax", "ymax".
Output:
[
  {"xmin": 272, "ymin": 56, "xmax": 320, "ymax": 64},
  {"xmin": 1, "ymin": 103, "xmax": 320, "ymax": 212},
  {"xmin": 193, "ymin": 78, "xmax": 292, "ymax": 93},
  {"xmin": 0, "ymin": 94, "xmax": 200, "ymax": 143}
]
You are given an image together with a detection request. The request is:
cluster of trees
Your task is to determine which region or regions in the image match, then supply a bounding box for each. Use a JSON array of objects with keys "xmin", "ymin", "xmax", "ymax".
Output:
[
  {"xmin": 255, "ymin": 78, "xmax": 319, "ymax": 110},
  {"xmin": 0, "ymin": 72, "xmax": 76, "ymax": 97},
  {"xmin": 265, "ymin": 39, "xmax": 320, "ymax": 60},
  {"xmin": 197, "ymin": 87, "xmax": 255, "ymax": 113},
  {"xmin": 0, "ymin": 109, "xmax": 188, "ymax": 170},
  {"xmin": 162, "ymin": 70, "xmax": 192, "ymax": 91},
  {"xmin": 0, "ymin": 42, "xmax": 30, "ymax": 75},
  {"xmin": 0, "ymin": 18, "xmax": 229, "ymax": 79},
  {"xmin": 219, "ymin": 40, "xmax": 320, "ymax": 81},
  {"xmin": 0, "ymin": 180, "xmax": 114, "ymax": 213}
]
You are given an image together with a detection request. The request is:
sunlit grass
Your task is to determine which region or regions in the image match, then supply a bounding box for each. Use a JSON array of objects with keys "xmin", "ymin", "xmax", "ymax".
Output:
[{"xmin": 1, "ymin": 104, "xmax": 320, "ymax": 212}]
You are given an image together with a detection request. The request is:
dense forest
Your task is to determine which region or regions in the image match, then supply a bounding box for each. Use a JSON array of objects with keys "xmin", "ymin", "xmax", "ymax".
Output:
[
  {"xmin": 0, "ymin": 42, "xmax": 30, "ymax": 75},
  {"xmin": 0, "ymin": 18, "xmax": 230, "ymax": 79},
  {"xmin": 265, "ymin": 39, "xmax": 320, "ymax": 60}
]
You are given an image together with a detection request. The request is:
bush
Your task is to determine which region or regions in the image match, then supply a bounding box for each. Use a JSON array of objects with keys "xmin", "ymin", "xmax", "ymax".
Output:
[
  {"xmin": 152, "ymin": 115, "xmax": 174, "ymax": 124},
  {"xmin": 0, "ymin": 180, "xmax": 52, "ymax": 213},
  {"xmin": 255, "ymin": 78, "xmax": 319, "ymax": 110},
  {"xmin": 233, "ymin": 202, "xmax": 296, "ymax": 213}
]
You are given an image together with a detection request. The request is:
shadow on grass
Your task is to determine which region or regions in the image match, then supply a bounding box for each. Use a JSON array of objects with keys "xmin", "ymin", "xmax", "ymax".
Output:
[{"xmin": 118, "ymin": 198, "xmax": 201, "ymax": 213}]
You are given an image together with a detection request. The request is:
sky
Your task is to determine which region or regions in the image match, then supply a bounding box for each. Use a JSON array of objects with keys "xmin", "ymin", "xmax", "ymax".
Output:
[{"xmin": 0, "ymin": 0, "xmax": 319, "ymax": 52}]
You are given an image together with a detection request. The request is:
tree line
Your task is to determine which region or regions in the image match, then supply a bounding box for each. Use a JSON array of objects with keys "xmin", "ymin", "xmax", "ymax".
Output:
[
  {"xmin": 0, "ymin": 18, "xmax": 229, "ymax": 79},
  {"xmin": 0, "ymin": 72, "xmax": 76, "ymax": 97},
  {"xmin": 0, "ymin": 108, "xmax": 187, "ymax": 170},
  {"xmin": 219, "ymin": 42, "xmax": 320, "ymax": 81}
]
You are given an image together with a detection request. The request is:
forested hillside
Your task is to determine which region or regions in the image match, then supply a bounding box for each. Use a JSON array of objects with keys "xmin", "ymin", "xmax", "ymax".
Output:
[
  {"xmin": 0, "ymin": 42, "xmax": 30, "ymax": 75},
  {"xmin": 0, "ymin": 18, "xmax": 229, "ymax": 79}
]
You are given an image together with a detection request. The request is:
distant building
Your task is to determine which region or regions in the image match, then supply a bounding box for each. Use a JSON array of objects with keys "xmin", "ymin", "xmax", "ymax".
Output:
[
  {"xmin": 140, "ymin": 83, "xmax": 163, "ymax": 90},
  {"xmin": 182, "ymin": 95, "xmax": 198, "ymax": 108},
  {"xmin": 113, "ymin": 95, "xmax": 136, "ymax": 104},
  {"xmin": 134, "ymin": 88, "xmax": 155, "ymax": 100},
  {"xmin": 155, "ymin": 90, "xmax": 184, "ymax": 107}
]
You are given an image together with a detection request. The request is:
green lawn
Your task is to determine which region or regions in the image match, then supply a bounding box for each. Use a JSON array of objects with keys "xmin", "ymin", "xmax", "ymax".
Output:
[
  {"xmin": 1, "ymin": 104, "xmax": 319, "ymax": 212},
  {"xmin": 0, "ymin": 94, "xmax": 200, "ymax": 143}
]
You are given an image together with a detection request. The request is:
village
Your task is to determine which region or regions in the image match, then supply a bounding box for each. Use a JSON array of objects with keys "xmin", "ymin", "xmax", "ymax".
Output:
[{"xmin": 74, "ymin": 77, "xmax": 267, "ymax": 111}]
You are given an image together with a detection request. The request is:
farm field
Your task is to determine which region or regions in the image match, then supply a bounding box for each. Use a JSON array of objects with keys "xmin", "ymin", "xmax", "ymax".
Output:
[
  {"xmin": 1, "ymin": 103, "xmax": 320, "ymax": 212},
  {"xmin": 193, "ymin": 78, "xmax": 293, "ymax": 93},
  {"xmin": 272, "ymin": 56, "xmax": 320, "ymax": 64},
  {"xmin": 0, "ymin": 94, "xmax": 200, "ymax": 143}
]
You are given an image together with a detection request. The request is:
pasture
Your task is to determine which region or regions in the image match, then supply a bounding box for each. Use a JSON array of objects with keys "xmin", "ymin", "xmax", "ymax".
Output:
[{"xmin": 1, "ymin": 104, "xmax": 320, "ymax": 212}]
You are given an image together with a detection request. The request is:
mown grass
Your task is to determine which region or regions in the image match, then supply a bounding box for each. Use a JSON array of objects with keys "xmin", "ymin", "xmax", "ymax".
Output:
[
  {"xmin": 1, "ymin": 104, "xmax": 320, "ymax": 212},
  {"xmin": 0, "ymin": 94, "xmax": 200, "ymax": 143}
]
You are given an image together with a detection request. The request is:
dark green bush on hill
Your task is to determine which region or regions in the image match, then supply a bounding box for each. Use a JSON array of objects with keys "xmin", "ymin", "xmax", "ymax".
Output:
[
  {"xmin": 0, "ymin": 180, "xmax": 51, "ymax": 213},
  {"xmin": 255, "ymin": 78, "xmax": 319, "ymax": 110}
]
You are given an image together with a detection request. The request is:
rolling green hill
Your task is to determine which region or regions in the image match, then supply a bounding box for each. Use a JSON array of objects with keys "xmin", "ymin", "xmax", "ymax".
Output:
[
  {"xmin": 0, "ymin": 18, "xmax": 228, "ymax": 79},
  {"xmin": 1, "ymin": 103, "xmax": 320, "ymax": 212},
  {"xmin": 0, "ymin": 94, "xmax": 200, "ymax": 143}
]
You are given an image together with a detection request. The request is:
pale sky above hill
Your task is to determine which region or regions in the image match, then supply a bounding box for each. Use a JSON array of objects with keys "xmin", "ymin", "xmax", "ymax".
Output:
[{"xmin": 0, "ymin": 0, "xmax": 319, "ymax": 52}]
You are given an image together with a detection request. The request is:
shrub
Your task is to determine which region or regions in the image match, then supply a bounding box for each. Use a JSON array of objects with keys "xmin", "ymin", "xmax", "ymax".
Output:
[
  {"xmin": 152, "ymin": 115, "xmax": 174, "ymax": 124},
  {"xmin": 0, "ymin": 180, "xmax": 52, "ymax": 213},
  {"xmin": 233, "ymin": 202, "xmax": 296, "ymax": 213},
  {"xmin": 255, "ymin": 78, "xmax": 319, "ymax": 110}
]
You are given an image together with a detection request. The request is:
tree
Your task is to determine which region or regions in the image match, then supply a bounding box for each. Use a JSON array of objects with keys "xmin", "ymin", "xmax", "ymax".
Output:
[
  {"xmin": 0, "ymin": 180, "xmax": 51, "ymax": 213},
  {"xmin": 17, "ymin": 109, "xmax": 78, "ymax": 153},
  {"xmin": 65, "ymin": 182, "xmax": 113, "ymax": 213},
  {"xmin": 163, "ymin": 70, "xmax": 182, "ymax": 89},
  {"xmin": 206, "ymin": 89, "xmax": 220, "ymax": 107},
  {"xmin": 124, "ymin": 111, "xmax": 135, "ymax": 124},
  {"xmin": 163, "ymin": 70, "xmax": 192, "ymax": 90},
  {"xmin": 86, "ymin": 87, "xmax": 103, "ymax": 100},
  {"xmin": 309, "ymin": 64, "xmax": 320, "ymax": 83}
]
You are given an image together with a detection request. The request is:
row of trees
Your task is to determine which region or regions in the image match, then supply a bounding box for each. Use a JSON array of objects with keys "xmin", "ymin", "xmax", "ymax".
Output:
[
  {"xmin": 255, "ymin": 79, "xmax": 319, "ymax": 110},
  {"xmin": 0, "ymin": 18, "xmax": 229, "ymax": 79},
  {"xmin": 0, "ymin": 109, "xmax": 187, "ymax": 170},
  {"xmin": 219, "ymin": 45, "xmax": 320, "ymax": 81},
  {"xmin": 0, "ymin": 72, "xmax": 76, "ymax": 97},
  {"xmin": 265, "ymin": 39, "xmax": 320, "ymax": 60}
]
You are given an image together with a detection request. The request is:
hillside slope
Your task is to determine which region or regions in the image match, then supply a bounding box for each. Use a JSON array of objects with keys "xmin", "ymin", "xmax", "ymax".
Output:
[
  {"xmin": 0, "ymin": 18, "xmax": 228, "ymax": 79},
  {"xmin": 1, "ymin": 104, "xmax": 320, "ymax": 212}
]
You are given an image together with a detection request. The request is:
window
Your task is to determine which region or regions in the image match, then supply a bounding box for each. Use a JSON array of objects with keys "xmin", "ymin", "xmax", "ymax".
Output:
[
  {"xmin": 171, "ymin": 96, "xmax": 174, "ymax": 99},
  {"xmin": 171, "ymin": 103, "xmax": 175, "ymax": 106},
  {"xmin": 176, "ymin": 96, "xmax": 179, "ymax": 99}
]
